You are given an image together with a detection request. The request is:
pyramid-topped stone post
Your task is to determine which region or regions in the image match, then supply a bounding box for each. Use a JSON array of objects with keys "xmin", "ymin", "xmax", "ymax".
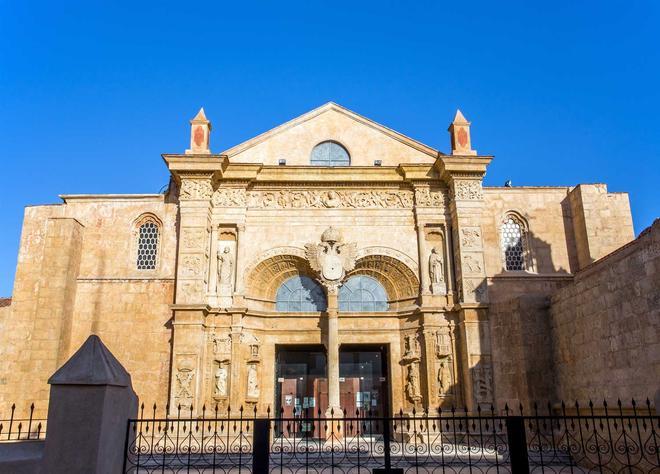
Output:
[
  {"xmin": 41, "ymin": 335, "xmax": 138, "ymax": 473},
  {"xmin": 448, "ymin": 109, "xmax": 477, "ymax": 155},
  {"xmin": 185, "ymin": 107, "xmax": 212, "ymax": 154}
]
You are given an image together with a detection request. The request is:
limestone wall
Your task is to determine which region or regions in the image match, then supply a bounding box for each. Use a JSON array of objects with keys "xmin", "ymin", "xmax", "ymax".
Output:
[
  {"xmin": 550, "ymin": 219, "xmax": 660, "ymax": 403},
  {"xmin": 0, "ymin": 196, "xmax": 177, "ymax": 413}
]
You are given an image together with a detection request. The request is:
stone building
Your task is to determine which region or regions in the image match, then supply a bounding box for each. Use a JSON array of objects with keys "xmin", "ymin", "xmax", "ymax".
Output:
[{"xmin": 0, "ymin": 103, "xmax": 657, "ymax": 419}]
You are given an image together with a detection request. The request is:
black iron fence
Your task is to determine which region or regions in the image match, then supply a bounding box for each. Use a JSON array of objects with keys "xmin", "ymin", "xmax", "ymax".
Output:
[
  {"xmin": 0, "ymin": 403, "xmax": 46, "ymax": 442},
  {"xmin": 123, "ymin": 400, "xmax": 660, "ymax": 473}
]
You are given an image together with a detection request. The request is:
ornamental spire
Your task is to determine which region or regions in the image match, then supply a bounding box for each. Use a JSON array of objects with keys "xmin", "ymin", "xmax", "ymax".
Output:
[
  {"xmin": 185, "ymin": 107, "xmax": 212, "ymax": 155},
  {"xmin": 448, "ymin": 109, "xmax": 476, "ymax": 156}
]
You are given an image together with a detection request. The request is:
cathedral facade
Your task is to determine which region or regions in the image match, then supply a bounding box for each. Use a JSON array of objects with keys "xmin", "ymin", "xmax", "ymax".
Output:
[{"xmin": 2, "ymin": 102, "xmax": 657, "ymax": 418}]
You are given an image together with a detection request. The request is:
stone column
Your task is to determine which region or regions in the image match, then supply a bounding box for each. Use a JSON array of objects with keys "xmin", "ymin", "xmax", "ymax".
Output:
[
  {"xmin": 233, "ymin": 224, "xmax": 246, "ymax": 306},
  {"xmin": 416, "ymin": 223, "xmax": 431, "ymax": 295},
  {"xmin": 325, "ymin": 289, "xmax": 341, "ymax": 416}
]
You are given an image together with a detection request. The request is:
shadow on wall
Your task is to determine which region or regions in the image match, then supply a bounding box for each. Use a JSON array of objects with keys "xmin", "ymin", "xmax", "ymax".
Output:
[{"xmin": 485, "ymin": 229, "xmax": 573, "ymax": 411}]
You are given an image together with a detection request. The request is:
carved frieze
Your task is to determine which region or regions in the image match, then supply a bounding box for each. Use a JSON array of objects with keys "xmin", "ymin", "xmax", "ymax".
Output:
[
  {"xmin": 414, "ymin": 188, "xmax": 447, "ymax": 207},
  {"xmin": 212, "ymin": 188, "xmax": 247, "ymax": 207},
  {"xmin": 210, "ymin": 189, "xmax": 415, "ymax": 209},
  {"xmin": 452, "ymin": 180, "xmax": 483, "ymax": 201},
  {"xmin": 180, "ymin": 179, "xmax": 213, "ymax": 200}
]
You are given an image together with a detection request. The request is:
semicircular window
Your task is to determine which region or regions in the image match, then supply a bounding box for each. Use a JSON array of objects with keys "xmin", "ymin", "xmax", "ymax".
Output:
[
  {"xmin": 310, "ymin": 141, "xmax": 350, "ymax": 166},
  {"xmin": 339, "ymin": 275, "xmax": 389, "ymax": 312},
  {"xmin": 276, "ymin": 275, "xmax": 327, "ymax": 312}
]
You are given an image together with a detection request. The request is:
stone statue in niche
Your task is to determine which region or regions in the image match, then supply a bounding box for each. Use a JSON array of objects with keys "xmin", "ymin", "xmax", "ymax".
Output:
[
  {"xmin": 406, "ymin": 362, "xmax": 422, "ymax": 402},
  {"xmin": 214, "ymin": 364, "xmax": 228, "ymax": 397},
  {"xmin": 437, "ymin": 358, "xmax": 452, "ymax": 396},
  {"xmin": 429, "ymin": 246, "xmax": 447, "ymax": 295},
  {"xmin": 217, "ymin": 247, "xmax": 234, "ymax": 289},
  {"xmin": 247, "ymin": 364, "xmax": 259, "ymax": 398}
]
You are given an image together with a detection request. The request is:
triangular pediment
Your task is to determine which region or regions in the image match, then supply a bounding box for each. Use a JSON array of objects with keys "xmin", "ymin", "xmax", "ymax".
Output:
[{"xmin": 222, "ymin": 102, "xmax": 440, "ymax": 166}]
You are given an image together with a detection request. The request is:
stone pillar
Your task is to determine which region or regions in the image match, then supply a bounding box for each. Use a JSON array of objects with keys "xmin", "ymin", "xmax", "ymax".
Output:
[
  {"xmin": 437, "ymin": 135, "xmax": 493, "ymax": 413},
  {"xmin": 229, "ymin": 320, "xmax": 243, "ymax": 414},
  {"xmin": 416, "ymin": 223, "xmax": 431, "ymax": 295},
  {"xmin": 41, "ymin": 335, "xmax": 138, "ymax": 474},
  {"xmin": 325, "ymin": 290, "xmax": 341, "ymax": 415},
  {"xmin": 233, "ymin": 224, "xmax": 247, "ymax": 306}
]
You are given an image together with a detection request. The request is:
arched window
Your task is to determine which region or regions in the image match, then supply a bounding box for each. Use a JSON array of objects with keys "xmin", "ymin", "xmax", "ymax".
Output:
[
  {"xmin": 500, "ymin": 214, "xmax": 531, "ymax": 271},
  {"xmin": 339, "ymin": 275, "xmax": 388, "ymax": 312},
  {"xmin": 310, "ymin": 141, "xmax": 350, "ymax": 166},
  {"xmin": 136, "ymin": 217, "xmax": 160, "ymax": 270},
  {"xmin": 276, "ymin": 275, "xmax": 327, "ymax": 312}
]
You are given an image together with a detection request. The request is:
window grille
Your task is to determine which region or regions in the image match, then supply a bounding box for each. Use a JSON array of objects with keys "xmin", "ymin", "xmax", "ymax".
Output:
[
  {"xmin": 275, "ymin": 275, "xmax": 327, "ymax": 312},
  {"xmin": 136, "ymin": 221, "xmax": 159, "ymax": 270},
  {"xmin": 310, "ymin": 141, "xmax": 350, "ymax": 166},
  {"xmin": 501, "ymin": 216, "xmax": 527, "ymax": 271},
  {"xmin": 339, "ymin": 275, "xmax": 388, "ymax": 312}
]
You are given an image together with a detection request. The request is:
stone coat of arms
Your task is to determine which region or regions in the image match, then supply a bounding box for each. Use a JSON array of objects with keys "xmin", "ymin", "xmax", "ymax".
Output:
[{"xmin": 305, "ymin": 227, "xmax": 357, "ymax": 289}]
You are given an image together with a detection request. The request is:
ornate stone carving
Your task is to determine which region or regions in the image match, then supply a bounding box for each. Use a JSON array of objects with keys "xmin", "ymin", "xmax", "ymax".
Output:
[
  {"xmin": 429, "ymin": 247, "xmax": 446, "ymax": 295},
  {"xmin": 214, "ymin": 363, "xmax": 228, "ymax": 397},
  {"xmin": 212, "ymin": 334, "xmax": 231, "ymax": 354},
  {"xmin": 461, "ymin": 278, "xmax": 488, "ymax": 303},
  {"xmin": 453, "ymin": 180, "xmax": 483, "ymax": 201},
  {"xmin": 174, "ymin": 355, "xmax": 195, "ymax": 408},
  {"xmin": 247, "ymin": 364, "xmax": 259, "ymax": 399},
  {"xmin": 460, "ymin": 227, "xmax": 482, "ymax": 249},
  {"xmin": 180, "ymin": 179, "xmax": 213, "ymax": 200},
  {"xmin": 182, "ymin": 228, "xmax": 206, "ymax": 249},
  {"xmin": 414, "ymin": 188, "xmax": 447, "ymax": 207},
  {"xmin": 244, "ymin": 189, "xmax": 414, "ymax": 209},
  {"xmin": 435, "ymin": 328, "xmax": 454, "ymax": 397},
  {"xmin": 179, "ymin": 281, "xmax": 203, "ymax": 301},
  {"xmin": 355, "ymin": 247, "xmax": 419, "ymax": 275},
  {"xmin": 472, "ymin": 365, "xmax": 493, "ymax": 405},
  {"xmin": 463, "ymin": 254, "xmax": 483, "ymax": 274},
  {"xmin": 305, "ymin": 227, "xmax": 357, "ymax": 289},
  {"xmin": 403, "ymin": 333, "xmax": 420, "ymax": 360},
  {"xmin": 212, "ymin": 188, "xmax": 247, "ymax": 207},
  {"xmin": 406, "ymin": 362, "xmax": 422, "ymax": 402},
  {"xmin": 181, "ymin": 255, "xmax": 204, "ymax": 277}
]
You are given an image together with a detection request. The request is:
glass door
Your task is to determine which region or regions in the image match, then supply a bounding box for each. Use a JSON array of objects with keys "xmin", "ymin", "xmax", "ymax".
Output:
[
  {"xmin": 339, "ymin": 345, "xmax": 389, "ymax": 424},
  {"xmin": 275, "ymin": 346, "xmax": 327, "ymax": 438}
]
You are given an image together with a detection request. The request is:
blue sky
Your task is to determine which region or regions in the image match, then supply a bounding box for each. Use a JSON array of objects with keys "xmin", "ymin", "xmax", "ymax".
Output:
[{"xmin": 1, "ymin": 1, "xmax": 658, "ymax": 296}]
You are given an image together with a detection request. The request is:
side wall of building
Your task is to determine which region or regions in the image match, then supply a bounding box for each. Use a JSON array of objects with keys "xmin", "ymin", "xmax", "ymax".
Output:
[
  {"xmin": 0, "ymin": 197, "xmax": 178, "ymax": 414},
  {"xmin": 550, "ymin": 219, "xmax": 660, "ymax": 403}
]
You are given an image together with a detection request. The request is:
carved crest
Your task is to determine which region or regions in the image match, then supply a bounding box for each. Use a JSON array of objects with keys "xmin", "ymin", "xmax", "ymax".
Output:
[{"xmin": 304, "ymin": 227, "xmax": 357, "ymax": 287}]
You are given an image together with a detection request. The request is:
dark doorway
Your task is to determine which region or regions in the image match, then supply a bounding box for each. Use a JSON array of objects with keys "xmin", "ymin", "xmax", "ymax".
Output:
[{"xmin": 339, "ymin": 344, "xmax": 389, "ymax": 419}]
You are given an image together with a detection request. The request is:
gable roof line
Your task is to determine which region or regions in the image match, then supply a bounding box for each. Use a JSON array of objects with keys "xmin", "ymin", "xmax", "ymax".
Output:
[{"xmin": 220, "ymin": 102, "xmax": 442, "ymax": 158}]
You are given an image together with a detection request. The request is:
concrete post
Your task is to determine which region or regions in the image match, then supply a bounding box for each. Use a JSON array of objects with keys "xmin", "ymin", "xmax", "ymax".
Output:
[{"xmin": 40, "ymin": 335, "xmax": 138, "ymax": 474}]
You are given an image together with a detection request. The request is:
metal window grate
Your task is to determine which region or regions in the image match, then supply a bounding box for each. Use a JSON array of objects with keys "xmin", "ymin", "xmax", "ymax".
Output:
[
  {"xmin": 501, "ymin": 217, "xmax": 526, "ymax": 271},
  {"xmin": 136, "ymin": 221, "xmax": 159, "ymax": 270}
]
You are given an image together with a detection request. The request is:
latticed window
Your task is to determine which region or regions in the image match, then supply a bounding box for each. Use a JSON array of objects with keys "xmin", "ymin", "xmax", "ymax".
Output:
[
  {"xmin": 339, "ymin": 275, "xmax": 388, "ymax": 312},
  {"xmin": 276, "ymin": 276, "xmax": 327, "ymax": 312},
  {"xmin": 500, "ymin": 215, "xmax": 528, "ymax": 271},
  {"xmin": 136, "ymin": 220, "xmax": 159, "ymax": 270},
  {"xmin": 310, "ymin": 141, "xmax": 350, "ymax": 166}
]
